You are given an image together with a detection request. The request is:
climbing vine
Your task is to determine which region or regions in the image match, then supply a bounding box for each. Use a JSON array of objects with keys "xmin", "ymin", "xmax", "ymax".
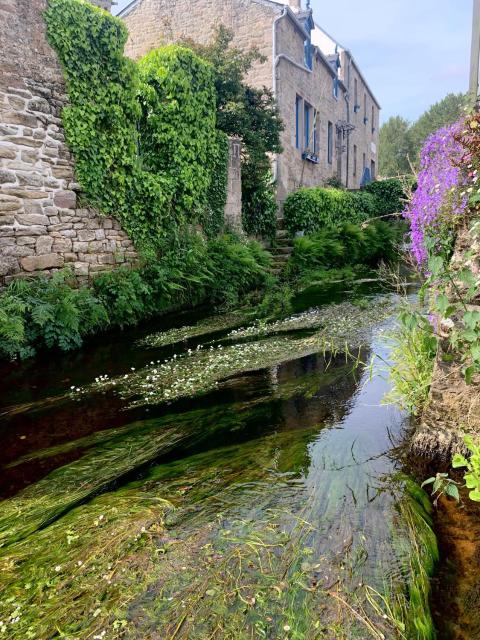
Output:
[{"xmin": 44, "ymin": 0, "xmax": 227, "ymax": 253}]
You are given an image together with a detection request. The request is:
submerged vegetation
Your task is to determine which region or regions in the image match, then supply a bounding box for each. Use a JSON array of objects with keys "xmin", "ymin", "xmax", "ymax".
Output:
[{"xmin": 0, "ymin": 297, "xmax": 439, "ymax": 639}]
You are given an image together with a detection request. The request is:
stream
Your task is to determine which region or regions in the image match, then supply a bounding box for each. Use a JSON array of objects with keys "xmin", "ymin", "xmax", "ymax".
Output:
[{"xmin": 0, "ymin": 281, "xmax": 446, "ymax": 639}]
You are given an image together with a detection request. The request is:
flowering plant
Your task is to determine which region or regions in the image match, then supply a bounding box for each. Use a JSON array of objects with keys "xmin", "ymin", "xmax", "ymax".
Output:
[{"xmin": 404, "ymin": 121, "xmax": 468, "ymax": 264}]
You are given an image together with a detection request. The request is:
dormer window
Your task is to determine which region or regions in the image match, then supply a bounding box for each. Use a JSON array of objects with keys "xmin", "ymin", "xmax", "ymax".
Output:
[
  {"xmin": 304, "ymin": 39, "xmax": 313, "ymax": 70},
  {"xmin": 333, "ymin": 77, "xmax": 339, "ymax": 100}
]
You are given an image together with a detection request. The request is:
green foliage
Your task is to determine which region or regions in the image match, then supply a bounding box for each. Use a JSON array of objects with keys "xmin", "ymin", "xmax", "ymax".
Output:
[
  {"xmin": 362, "ymin": 178, "xmax": 406, "ymax": 215},
  {"xmin": 0, "ymin": 270, "xmax": 109, "ymax": 359},
  {"xmin": 285, "ymin": 221, "xmax": 400, "ymax": 282},
  {"xmin": 452, "ymin": 436, "xmax": 480, "ymax": 502},
  {"xmin": 410, "ymin": 93, "xmax": 468, "ymax": 162},
  {"xmin": 379, "ymin": 116, "xmax": 413, "ymax": 177},
  {"xmin": 201, "ymin": 131, "xmax": 230, "ymax": 238},
  {"xmin": 44, "ymin": 1, "xmax": 228, "ymax": 252},
  {"xmin": 283, "ymin": 187, "xmax": 380, "ymax": 235},
  {"xmin": 185, "ymin": 27, "xmax": 283, "ymax": 239},
  {"xmin": 0, "ymin": 236, "xmax": 274, "ymax": 361},
  {"xmin": 137, "ymin": 46, "xmax": 218, "ymax": 224},
  {"xmin": 379, "ymin": 94, "xmax": 468, "ymax": 176},
  {"xmin": 385, "ymin": 307, "xmax": 437, "ymax": 415},
  {"xmin": 207, "ymin": 234, "xmax": 274, "ymax": 308},
  {"xmin": 241, "ymin": 165, "xmax": 277, "ymax": 240},
  {"xmin": 421, "ymin": 473, "xmax": 461, "ymax": 505}
]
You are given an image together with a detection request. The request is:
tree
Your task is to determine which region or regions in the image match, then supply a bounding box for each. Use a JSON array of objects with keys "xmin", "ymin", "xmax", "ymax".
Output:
[
  {"xmin": 183, "ymin": 26, "xmax": 284, "ymax": 239},
  {"xmin": 379, "ymin": 116, "xmax": 413, "ymax": 177},
  {"xmin": 409, "ymin": 92, "xmax": 468, "ymax": 161}
]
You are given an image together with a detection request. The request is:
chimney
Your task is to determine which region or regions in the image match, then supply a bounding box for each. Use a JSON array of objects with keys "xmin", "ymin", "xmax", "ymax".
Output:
[{"xmin": 288, "ymin": 0, "xmax": 302, "ymax": 11}]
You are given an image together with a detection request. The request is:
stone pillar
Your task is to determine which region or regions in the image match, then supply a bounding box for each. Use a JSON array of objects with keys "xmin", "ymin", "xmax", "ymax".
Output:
[{"xmin": 224, "ymin": 137, "xmax": 242, "ymax": 233}]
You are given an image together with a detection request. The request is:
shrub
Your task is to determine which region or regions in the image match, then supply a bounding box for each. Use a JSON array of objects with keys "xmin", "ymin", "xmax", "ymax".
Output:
[
  {"xmin": 363, "ymin": 178, "xmax": 406, "ymax": 215},
  {"xmin": 208, "ymin": 234, "xmax": 273, "ymax": 308},
  {"xmin": 0, "ymin": 270, "xmax": 109, "ymax": 359},
  {"xmin": 285, "ymin": 221, "xmax": 400, "ymax": 279},
  {"xmin": 283, "ymin": 187, "xmax": 376, "ymax": 236}
]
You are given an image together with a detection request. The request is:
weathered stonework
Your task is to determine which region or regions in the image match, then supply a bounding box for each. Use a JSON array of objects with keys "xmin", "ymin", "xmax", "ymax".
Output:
[
  {"xmin": 0, "ymin": 0, "xmax": 136, "ymax": 286},
  {"xmin": 119, "ymin": 0, "xmax": 380, "ymax": 207},
  {"xmin": 224, "ymin": 137, "xmax": 242, "ymax": 232}
]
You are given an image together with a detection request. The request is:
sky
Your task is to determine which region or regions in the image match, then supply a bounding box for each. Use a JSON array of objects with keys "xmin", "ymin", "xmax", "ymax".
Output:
[{"xmin": 113, "ymin": 0, "xmax": 473, "ymax": 124}]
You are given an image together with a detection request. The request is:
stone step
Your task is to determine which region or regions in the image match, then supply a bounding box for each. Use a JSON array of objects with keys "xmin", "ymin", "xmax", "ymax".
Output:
[
  {"xmin": 272, "ymin": 246, "xmax": 293, "ymax": 256},
  {"xmin": 271, "ymin": 254, "xmax": 290, "ymax": 263},
  {"xmin": 275, "ymin": 237, "xmax": 292, "ymax": 247},
  {"xmin": 276, "ymin": 229, "xmax": 289, "ymax": 239}
]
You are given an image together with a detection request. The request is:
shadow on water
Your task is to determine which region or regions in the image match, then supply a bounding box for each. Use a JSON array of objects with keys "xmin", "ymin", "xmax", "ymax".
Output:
[{"xmin": 0, "ymin": 281, "xmax": 439, "ymax": 639}]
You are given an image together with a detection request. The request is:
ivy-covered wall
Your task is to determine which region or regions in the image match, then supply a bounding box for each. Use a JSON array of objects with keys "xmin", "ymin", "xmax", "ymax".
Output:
[
  {"xmin": 0, "ymin": 0, "xmax": 235, "ymax": 285},
  {"xmin": 44, "ymin": 0, "xmax": 231, "ymax": 254},
  {"xmin": 0, "ymin": 0, "xmax": 137, "ymax": 285}
]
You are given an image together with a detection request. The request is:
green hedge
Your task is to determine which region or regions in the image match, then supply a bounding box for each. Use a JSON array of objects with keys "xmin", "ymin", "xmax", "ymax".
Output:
[
  {"xmin": 0, "ymin": 235, "xmax": 273, "ymax": 361},
  {"xmin": 283, "ymin": 187, "xmax": 379, "ymax": 236},
  {"xmin": 362, "ymin": 178, "xmax": 405, "ymax": 216}
]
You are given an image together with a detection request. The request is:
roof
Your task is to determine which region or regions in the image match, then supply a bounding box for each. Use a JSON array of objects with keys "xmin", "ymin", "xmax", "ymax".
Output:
[{"xmin": 312, "ymin": 22, "xmax": 381, "ymax": 109}]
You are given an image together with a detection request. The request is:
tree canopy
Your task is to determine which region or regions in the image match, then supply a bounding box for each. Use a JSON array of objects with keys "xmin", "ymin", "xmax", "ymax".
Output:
[{"xmin": 379, "ymin": 92, "xmax": 468, "ymax": 177}]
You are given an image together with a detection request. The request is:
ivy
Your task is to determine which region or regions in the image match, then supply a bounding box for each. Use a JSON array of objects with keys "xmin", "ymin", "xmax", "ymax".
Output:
[
  {"xmin": 200, "ymin": 131, "xmax": 230, "ymax": 238},
  {"xmin": 44, "ymin": 0, "xmax": 228, "ymax": 253}
]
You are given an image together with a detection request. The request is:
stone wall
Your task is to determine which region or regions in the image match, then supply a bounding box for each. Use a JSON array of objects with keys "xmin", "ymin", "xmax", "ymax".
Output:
[
  {"xmin": 121, "ymin": 0, "xmax": 275, "ymax": 89},
  {"xmin": 224, "ymin": 137, "xmax": 242, "ymax": 232},
  {"xmin": 0, "ymin": 0, "xmax": 137, "ymax": 286}
]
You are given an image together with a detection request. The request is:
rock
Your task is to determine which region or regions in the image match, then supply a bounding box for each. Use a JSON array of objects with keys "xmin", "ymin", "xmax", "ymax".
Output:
[
  {"xmin": 15, "ymin": 225, "xmax": 47, "ymax": 236},
  {"xmin": 0, "ymin": 255, "xmax": 19, "ymax": 276},
  {"xmin": 53, "ymin": 190, "xmax": 76, "ymax": 209},
  {"xmin": 20, "ymin": 149, "xmax": 39, "ymax": 164},
  {"xmin": 21, "ymin": 253, "xmax": 64, "ymax": 272},
  {"xmin": 74, "ymin": 262, "xmax": 89, "ymax": 276},
  {"xmin": 16, "ymin": 171, "xmax": 44, "ymax": 187},
  {"xmin": 17, "ymin": 213, "xmax": 49, "ymax": 226},
  {"xmin": 27, "ymin": 98, "xmax": 51, "ymax": 114},
  {"xmin": 36, "ymin": 236, "xmax": 54, "ymax": 254},
  {"xmin": 0, "ymin": 145, "xmax": 16, "ymax": 159},
  {"xmin": 0, "ymin": 169, "xmax": 16, "ymax": 183},
  {"xmin": 0, "ymin": 200, "xmax": 21, "ymax": 212},
  {"xmin": 77, "ymin": 229, "xmax": 95, "ymax": 242},
  {"xmin": 2, "ymin": 188, "xmax": 46, "ymax": 199}
]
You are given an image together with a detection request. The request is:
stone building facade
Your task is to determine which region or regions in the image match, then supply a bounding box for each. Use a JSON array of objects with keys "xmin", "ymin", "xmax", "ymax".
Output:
[
  {"xmin": 0, "ymin": 0, "xmax": 137, "ymax": 285},
  {"xmin": 118, "ymin": 0, "xmax": 380, "ymax": 206}
]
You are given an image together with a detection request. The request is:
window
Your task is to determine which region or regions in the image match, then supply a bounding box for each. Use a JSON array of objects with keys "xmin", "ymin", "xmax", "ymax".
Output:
[
  {"xmin": 304, "ymin": 39, "xmax": 313, "ymax": 70},
  {"xmin": 313, "ymin": 110, "xmax": 319, "ymax": 154},
  {"xmin": 371, "ymin": 105, "xmax": 375, "ymax": 134},
  {"xmin": 333, "ymin": 77, "xmax": 339, "ymax": 100},
  {"xmin": 353, "ymin": 144, "xmax": 357, "ymax": 177},
  {"xmin": 364, "ymin": 93, "xmax": 367, "ymax": 125},
  {"xmin": 363, "ymin": 152, "xmax": 366, "ymax": 171},
  {"xmin": 371, "ymin": 159, "xmax": 376, "ymax": 180},
  {"xmin": 354, "ymin": 77, "xmax": 358, "ymax": 110},
  {"xmin": 295, "ymin": 95, "xmax": 302, "ymax": 149},
  {"xmin": 327, "ymin": 121, "xmax": 333, "ymax": 164},
  {"xmin": 304, "ymin": 102, "xmax": 314, "ymax": 150}
]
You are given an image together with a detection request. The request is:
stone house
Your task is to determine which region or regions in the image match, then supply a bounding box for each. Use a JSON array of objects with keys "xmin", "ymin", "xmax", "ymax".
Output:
[{"xmin": 118, "ymin": 0, "xmax": 380, "ymax": 206}]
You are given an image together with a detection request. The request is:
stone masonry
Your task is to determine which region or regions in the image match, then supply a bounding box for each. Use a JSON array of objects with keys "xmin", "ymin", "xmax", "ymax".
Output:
[
  {"xmin": 0, "ymin": 0, "xmax": 136, "ymax": 286},
  {"xmin": 119, "ymin": 0, "xmax": 380, "ymax": 206}
]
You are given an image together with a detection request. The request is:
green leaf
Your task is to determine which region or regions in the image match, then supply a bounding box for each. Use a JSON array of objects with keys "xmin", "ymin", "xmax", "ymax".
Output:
[
  {"xmin": 421, "ymin": 477, "xmax": 436, "ymax": 487},
  {"xmin": 445, "ymin": 483, "xmax": 460, "ymax": 502},
  {"xmin": 469, "ymin": 489, "xmax": 480, "ymax": 502},
  {"xmin": 452, "ymin": 454, "xmax": 468, "ymax": 469}
]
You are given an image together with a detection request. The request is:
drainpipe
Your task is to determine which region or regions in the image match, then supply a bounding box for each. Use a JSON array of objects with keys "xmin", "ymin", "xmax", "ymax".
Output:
[
  {"xmin": 344, "ymin": 53, "xmax": 352, "ymax": 188},
  {"xmin": 272, "ymin": 7, "xmax": 288, "ymax": 185}
]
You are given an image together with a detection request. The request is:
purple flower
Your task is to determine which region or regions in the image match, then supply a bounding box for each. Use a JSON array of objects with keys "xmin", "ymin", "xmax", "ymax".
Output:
[{"xmin": 404, "ymin": 121, "xmax": 468, "ymax": 264}]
